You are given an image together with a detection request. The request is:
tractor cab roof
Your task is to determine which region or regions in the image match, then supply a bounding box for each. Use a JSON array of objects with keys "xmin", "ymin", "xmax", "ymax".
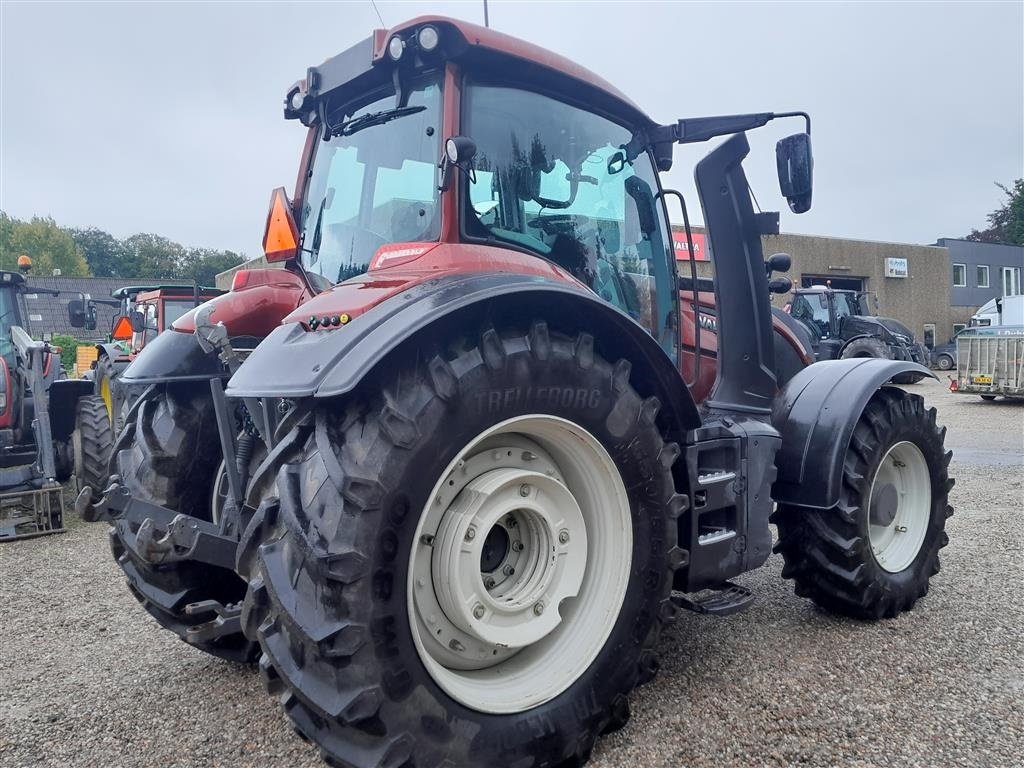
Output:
[
  {"xmin": 286, "ymin": 15, "xmax": 655, "ymax": 131},
  {"xmin": 111, "ymin": 284, "xmax": 220, "ymax": 300},
  {"xmin": 0, "ymin": 271, "xmax": 28, "ymax": 289}
]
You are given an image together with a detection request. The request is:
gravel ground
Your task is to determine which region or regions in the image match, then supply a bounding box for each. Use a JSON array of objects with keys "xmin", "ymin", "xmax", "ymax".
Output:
[{"xmin": 0, "ymin": 379, "xmax": 1021, "ymax": 768}]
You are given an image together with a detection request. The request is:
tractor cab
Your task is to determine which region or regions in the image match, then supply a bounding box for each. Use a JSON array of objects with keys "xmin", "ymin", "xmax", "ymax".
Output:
[{"xmin": 261, "ymin": 18, "xmax": 811, "ymax": 409}]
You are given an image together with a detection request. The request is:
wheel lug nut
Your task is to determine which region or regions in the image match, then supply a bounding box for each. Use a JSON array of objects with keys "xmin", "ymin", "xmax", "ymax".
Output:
[
  {"xmin": 558, "ymin": 529, "xmax": 570, "ymax": 544},
  {"xmin": 533, "ymin": 602, "xmax": 545, "ymax": 616},
  {"xmin": 449, "ymin": 638, "xmax": 465, "ymax": 652},
  {"xmin": 511, "ymin": 541, "xmax": 524, "ymax": 552},
  {"xmin": 465, "ymin": 526, "xmax": 476, "ymax": 541},
  {"xmin": 484, "ymin": 577, "xmax": 496, "ymax": 589},
  {"xmin": 473, "ymin": 604, "xmax": 485, "ymax": 619},
  {"xmin": 503, "ymin": 565, "xmax": 515, "ymax": 576},
  {"xmin": 519, "ymin": 484, "xmax": 531, "ymax": 497}
]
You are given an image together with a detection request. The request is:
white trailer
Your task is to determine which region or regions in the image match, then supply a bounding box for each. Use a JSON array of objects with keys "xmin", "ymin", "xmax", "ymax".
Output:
[{"xmin": 955, "ymin": 326, "xmax": 1024, "ymax": 400}]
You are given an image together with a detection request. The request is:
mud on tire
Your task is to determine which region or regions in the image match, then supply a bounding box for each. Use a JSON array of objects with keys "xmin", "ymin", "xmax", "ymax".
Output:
[
  {"xmin": 773, "ymin": 388, "xmax": 953, "ymax": 619},
  {"xmin": 111, "ymin": 384, "xmax": 258, "ymax": 663},
  {"xmin": 239, "ymin": 322, "xmax": 688, "ymax": 768}
]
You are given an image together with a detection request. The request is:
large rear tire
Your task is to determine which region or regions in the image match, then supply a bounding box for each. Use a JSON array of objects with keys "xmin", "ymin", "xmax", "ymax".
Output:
[
  {"xmin": 111, "ymin": 385, "xmax": 258, "ymax": 662},
  {"xmin": 238, "ymin": 322, "xmax": 687, "ymax": 768},
  {"xmin": 73, "ymin": 395, "xmax": 114, "ymax": 500},
  {"xmin": 773, "ymin": 388, "xmax": 953, "ymax": 618}
]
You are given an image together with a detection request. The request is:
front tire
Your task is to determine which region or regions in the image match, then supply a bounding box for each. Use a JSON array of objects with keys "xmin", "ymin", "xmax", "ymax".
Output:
[
  {"xmin": 111, "ymin": 385, "xmax": 257, "ymax": 662},
  {"xmin": 935, "ymin": 353, "xmax": 954, "ymax": 371},
  {"xmin": 239, "ymin": 322, "xmax": 687, "ymax": 767},
  {"xmin": 73, "ymin": 395, "xmax": 114, "ymax": 500},
  {"xmin": 773, "ymin": 388, "xmax": 953, "ymax": 618}
]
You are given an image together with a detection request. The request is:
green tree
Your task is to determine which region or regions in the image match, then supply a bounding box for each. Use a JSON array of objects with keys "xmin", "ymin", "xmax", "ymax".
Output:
[
  {"xmin": 179, "ymin": 248, "xmax": 246, "ymax": 285},
  {"xmin": 67, "ymin": 227, "xmax": 129, "ymax": 277},
  {"xmin": 966, "ymin": 179, "xmax": 1024, "ymax": 245},
  {"xmin": 52, "ymin": 333, "xmax": 80, "ymax": 375},
  {"xmin": 0, "ymin": 213, "xmax": 90, "ymax": 276},
  {"xmin": 122, "ymin": 233, "xmax": 185, "ymax": 278}
]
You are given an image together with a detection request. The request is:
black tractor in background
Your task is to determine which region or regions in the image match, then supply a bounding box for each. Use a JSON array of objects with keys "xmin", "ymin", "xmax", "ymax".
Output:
[{"xmin": 788, "ymin": 285, "xmax": 928, "ymax": 382}]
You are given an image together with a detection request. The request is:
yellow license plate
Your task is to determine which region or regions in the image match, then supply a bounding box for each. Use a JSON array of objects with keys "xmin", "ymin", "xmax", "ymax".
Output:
[{"xmin": 972, "ymin": 375, "xmax": 993, "ymax": 385}]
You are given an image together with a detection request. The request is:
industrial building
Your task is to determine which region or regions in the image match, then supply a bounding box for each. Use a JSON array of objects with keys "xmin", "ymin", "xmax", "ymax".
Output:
[{"xmin": 673, "ymin": 228, "xmax": 1023, "ymax": 350}]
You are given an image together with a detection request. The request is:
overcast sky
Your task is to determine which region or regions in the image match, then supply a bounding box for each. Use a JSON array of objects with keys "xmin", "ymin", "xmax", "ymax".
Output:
[{"xmin": 2, "ymin": 1, "xmax": 1021, "ymax": 257}]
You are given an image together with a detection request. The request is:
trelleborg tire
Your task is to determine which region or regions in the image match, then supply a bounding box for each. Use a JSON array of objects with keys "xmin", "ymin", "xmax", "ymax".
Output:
[
  {"xmin": 111, "ymin": 384, "xmax": 258, "ymax": 663},
  {"xmin": 238, "ymin": 321, "xmax": 688, "ymax": 768},
  {"xmin": 773, "ymin": 388, "xmax": 953, "ymax": 619}
]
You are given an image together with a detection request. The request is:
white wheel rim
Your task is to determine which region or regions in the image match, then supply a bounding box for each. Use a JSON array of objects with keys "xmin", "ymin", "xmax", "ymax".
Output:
[
  {"xmin": 867, "ymin": 440, "xmax": 931, "ymax": 573},
  {"xmin": 408, "ymin": 415, "xmax": 632, "ymax": 714}
]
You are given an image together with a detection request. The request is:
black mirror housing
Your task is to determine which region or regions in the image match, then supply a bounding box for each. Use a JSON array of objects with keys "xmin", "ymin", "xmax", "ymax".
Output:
[
  {"xmin": 129, "ymin": 310, "xmax": 146, "ymax": 333},
  {"xmin": 776, "ymin": 133, "xmax": 813, "ymax": 213},
  {"xmin": 67, "ymin": 299, "xmax": 86, "ymax": 328},
  {"xmin": 766, "ymin": 252, "xmax": 792, "ymax": 274},
  {"xmin": 769, "ymin": 276, "xmax": 794, "ymax": 294}
]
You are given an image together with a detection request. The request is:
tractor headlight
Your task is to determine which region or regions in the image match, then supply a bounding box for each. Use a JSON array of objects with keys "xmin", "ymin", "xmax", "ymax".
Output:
[
  {"xmin": 388, "ymin": 35, "xmax": 405, "ymax": 61},
  {"xmin": 417, "ymin": 25, "xmax": 440, "ymax": 52}
]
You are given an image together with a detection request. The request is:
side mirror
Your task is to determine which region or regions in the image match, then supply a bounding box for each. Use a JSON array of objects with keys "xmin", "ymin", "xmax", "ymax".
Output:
[
  {"xmin": 776, "ymin": 133, "xmax": 813, "ymax": 214},
  {"xmin": 262, "ymin": 187, "xmax": 300, "ymax": 263},
  {"xmin": 440, "ymin": 135, "xmax": 477, "ymax": 191},
  {"xmin": 129, "ymin": 311, "xmax": 146, "ymax": 333},
  {"xmin": 68, "ymin": 299, "xmax": 86, "ymax": 328},
  {"xmin": 766, "ymin": 252, "xmax": 792, "ymax": 274},
  {"xmin": 769, "ymin": 277, "xmax": 793, "ymax": 295}
]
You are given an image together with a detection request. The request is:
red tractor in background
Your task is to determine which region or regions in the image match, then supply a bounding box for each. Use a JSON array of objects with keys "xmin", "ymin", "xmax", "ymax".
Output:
[{"xmin": 81, "ymin": 17, "xmax": 952, "ymax": 768}]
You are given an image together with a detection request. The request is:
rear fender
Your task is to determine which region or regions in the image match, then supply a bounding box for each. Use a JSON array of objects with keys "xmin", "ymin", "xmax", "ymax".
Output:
[
  {"xmin": 226, "ymin": 272, "xmax": 702, "ymax": 434},
  {"xmin": 771, "ymin": 358, "xmax": 936, "ymax": 509}
]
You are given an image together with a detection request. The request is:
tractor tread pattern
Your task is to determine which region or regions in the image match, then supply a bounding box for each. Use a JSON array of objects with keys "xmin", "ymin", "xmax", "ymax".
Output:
[
  {"xmin": 110, "ymin": 385, "xmax": 258, "ymax": 663},
  {"xmin": 772, "ymin": 388, "xmax": 953, "ymax": 619},
  {"xmin": 242, "ymin": 321, "xmax": 683, "ymax": 768},
  {"xmin": 74, "ymin": 395, "xmax": 114, "ymax": 499}
]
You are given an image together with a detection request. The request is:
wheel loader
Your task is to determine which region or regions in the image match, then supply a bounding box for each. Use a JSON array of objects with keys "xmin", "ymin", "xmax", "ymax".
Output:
[{"xmin": 79, "ymin": 16, "xmax": 953, "ymax": 768}]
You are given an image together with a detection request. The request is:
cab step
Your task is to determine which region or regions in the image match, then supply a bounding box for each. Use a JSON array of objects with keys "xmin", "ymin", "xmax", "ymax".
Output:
[{"xmin": 673, "ymin": 581, "xmax": 755, "ymax": 617}]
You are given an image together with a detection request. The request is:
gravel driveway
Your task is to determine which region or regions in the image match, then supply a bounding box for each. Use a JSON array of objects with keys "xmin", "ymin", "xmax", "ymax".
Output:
[{"xmin": 1, "ymin": 379, "xmax": 1020, "ymax": 768}]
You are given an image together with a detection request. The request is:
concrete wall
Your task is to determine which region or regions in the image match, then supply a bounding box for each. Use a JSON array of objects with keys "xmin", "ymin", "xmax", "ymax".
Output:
[{"xmin": 672, "ymin": 227, "xmax": 956, "ymax": 342}]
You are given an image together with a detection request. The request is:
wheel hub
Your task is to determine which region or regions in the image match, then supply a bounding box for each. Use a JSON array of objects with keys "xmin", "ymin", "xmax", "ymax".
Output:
[
  {"xmin": 867, "ymin": 440, "xmax": 931, "ymax": 573},
  {"xmin": 408, "ymin": 416, "xmax": 633, "ymax": 713},
  {"xmin": 432, "ymin": 468, "xmax": 587, "ymax": 649}
]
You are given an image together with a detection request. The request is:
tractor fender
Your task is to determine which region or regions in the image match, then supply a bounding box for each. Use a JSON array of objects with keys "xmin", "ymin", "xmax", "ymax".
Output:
[
  {"xmin": 226, "ymin": 271, "xmax": 702, "ymax": 433},
  {"xmin": 118, "ymin": 329, "xmax": 226, "ymax": 384},
  {"xmin": 771, "ymin": 357, "xmax": 936, "ymax": 509}
]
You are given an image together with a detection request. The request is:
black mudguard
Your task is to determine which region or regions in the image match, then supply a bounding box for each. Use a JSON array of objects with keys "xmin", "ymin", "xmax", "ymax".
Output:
[
  {"xmin": 226, "ymin": 272, "xmax": 702, "ymax": 433},
  {"xmin": 48, "ymin": 379, "xmax": 94, "ymax": 442},
  {"xmin": 119, "ymin": 330, "xmax": 225, "ymax": 384},
  {"xmin": 771, "ymin": 358, "xmax": 936, "ymax": 509}
]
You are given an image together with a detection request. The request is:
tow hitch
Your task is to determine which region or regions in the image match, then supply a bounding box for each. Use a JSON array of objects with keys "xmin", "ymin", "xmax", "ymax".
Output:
[{"xmin": 76, "ymin": 482, "xmax": 238, "ymax": 571}]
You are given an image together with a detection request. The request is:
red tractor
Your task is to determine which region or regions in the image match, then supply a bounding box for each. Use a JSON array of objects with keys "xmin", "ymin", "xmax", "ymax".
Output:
[{"xmin": 81, "ymin": 17, "xmax": 952, "ymax": 768}]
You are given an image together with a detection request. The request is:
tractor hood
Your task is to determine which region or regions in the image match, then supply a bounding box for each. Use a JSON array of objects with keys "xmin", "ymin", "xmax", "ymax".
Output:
[{"xmin": 874, "ymin": 317, "xmax": 916, "ymax": 342}]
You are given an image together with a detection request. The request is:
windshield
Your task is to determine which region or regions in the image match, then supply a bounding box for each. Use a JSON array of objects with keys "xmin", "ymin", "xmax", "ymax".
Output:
[
  {"xmin": 790, "ymin": 292, "xmax": 831, "ymax": 338},
  {"xmin": 462, "ymin": 83, "xmax": 677, "ymax": 358},
  {"xmin": 833, "ymin": 292, "xmax": 862, "ymax": 318},
  {"xmin": 162, "ymin": 299, "xmax": 196, "ymax": 329},
  {"xmin": 299, "ymin": 75, "xmax": 443, "ymax": 284}
]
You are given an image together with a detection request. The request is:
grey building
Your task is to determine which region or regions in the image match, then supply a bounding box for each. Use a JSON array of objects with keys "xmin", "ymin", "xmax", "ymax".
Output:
[{"xmin": 935, "ymin": 238, "xmax": 1023, "ymax": 329}]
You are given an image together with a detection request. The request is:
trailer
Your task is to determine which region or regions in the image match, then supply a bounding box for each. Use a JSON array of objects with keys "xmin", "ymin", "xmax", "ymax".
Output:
[{"xmin": 954, "ymin": 326, "xmax": 1024, "ymax": 401}]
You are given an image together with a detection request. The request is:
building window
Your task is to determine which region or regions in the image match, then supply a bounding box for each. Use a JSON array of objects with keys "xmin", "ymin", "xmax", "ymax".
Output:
[
  {"xmin": 952, "ymin": 323, "xmax": 966, "ymax": 335},
  {"xmin": 976, "ymin": 265, "xmax": 989, "ymax": 288},
  {"xmin": 1002, "ymin": 266, "xmax": 1021, "ymax": 296},
  {"xmin": 923, "ymin": 323, "xmax": 935, "ymax": 349},
  {"xmin": 952, "ymin": 263, "xmax": 966, "ymax": 287}
]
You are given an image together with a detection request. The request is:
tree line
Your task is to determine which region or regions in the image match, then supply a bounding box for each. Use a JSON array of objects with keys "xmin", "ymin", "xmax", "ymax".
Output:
[{"xmin": 0, "ymin": 212, "xmax": 245, "ymax": 286}]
